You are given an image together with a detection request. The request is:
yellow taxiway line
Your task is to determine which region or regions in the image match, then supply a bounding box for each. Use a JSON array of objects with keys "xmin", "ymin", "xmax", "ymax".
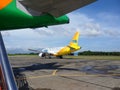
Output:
[
  {"xmin": 27, "ymin": 73, "xmax": 120, "ymax": 79},
  {"xmin": 52, "ymin": 69, "xmax": 58, "ymax": 75}
]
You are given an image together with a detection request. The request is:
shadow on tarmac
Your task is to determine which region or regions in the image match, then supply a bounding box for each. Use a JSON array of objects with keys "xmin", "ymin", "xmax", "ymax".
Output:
[
  {"xmin": 13, "ymin": 62, "xmax": 78, "ymax": 90},
  {"xmin": 13, "ymin": 62, "xmax": 78, "ymax": 72}
]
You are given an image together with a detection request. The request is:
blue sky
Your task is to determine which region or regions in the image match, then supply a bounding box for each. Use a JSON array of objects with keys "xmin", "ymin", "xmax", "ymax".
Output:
[{"xmin": 2, "ymin": 0, "xmax": 120, "ymax": 52}]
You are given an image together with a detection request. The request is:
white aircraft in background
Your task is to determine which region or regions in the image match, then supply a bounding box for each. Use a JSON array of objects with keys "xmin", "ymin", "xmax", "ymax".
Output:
[{"xmin": 29, "ymin": 31, "xmax": 81, "ymax": 59}]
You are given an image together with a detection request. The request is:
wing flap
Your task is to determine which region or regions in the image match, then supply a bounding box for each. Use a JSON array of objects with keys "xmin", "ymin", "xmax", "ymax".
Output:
[{"xmin": 19, "ymin": 0, "xmax": 96, "ymax": 17}]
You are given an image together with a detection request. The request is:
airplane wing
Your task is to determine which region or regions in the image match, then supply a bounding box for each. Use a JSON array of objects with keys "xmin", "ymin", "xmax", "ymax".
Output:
[
  {"xmin": 28, "ymin": 48, "xmax": 44, "ymax": 53},
  {"xmin": 18, "ymin": 0, "xmax": 96, "ymax": 17}
]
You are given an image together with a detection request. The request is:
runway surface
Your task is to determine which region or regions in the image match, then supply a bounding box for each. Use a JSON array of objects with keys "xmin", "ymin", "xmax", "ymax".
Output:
[{"xmin": 9, "ymin": 56, "xmax": 120, "ymax": 90}]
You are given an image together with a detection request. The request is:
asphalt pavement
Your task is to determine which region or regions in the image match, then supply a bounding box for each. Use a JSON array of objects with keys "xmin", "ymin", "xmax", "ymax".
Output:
[{"xmin": 9, "ymin": 56, "xmax": 120, "ymax": 90}]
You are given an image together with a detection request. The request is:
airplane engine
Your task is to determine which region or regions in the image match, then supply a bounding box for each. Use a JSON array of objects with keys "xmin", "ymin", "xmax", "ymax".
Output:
[{"xmin": 38, "ymin": 53, "xmax": 45, "ymax": 57}]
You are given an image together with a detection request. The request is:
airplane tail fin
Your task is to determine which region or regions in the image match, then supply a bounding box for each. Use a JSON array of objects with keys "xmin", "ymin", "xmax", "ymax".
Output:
[{"xmin": 69, "ymin": 31, "xmax": 80, "ymax": 47}]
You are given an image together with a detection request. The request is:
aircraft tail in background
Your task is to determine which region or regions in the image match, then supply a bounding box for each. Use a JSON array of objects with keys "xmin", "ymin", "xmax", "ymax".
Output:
[{"xmin": 69, "ymin": 31, "xmax": 80, "ymax": 48}]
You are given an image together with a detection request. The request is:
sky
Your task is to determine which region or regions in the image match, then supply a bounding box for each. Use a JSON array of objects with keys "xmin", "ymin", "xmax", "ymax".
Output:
[{"xmin": 1, "ymin": 0, "xmax": 120, "ymax": 52}]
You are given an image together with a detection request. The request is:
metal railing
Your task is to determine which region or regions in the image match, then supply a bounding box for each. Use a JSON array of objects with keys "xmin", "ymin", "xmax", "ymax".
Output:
[{"xmin": 0, "ymin": 32, "xmax": 18, "ymax": 90}]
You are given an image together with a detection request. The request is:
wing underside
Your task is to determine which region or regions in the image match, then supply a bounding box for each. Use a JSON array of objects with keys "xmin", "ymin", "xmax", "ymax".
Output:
[{"xmin": 18, "ymin": 0, "xmax": 96, "ymax": 17}]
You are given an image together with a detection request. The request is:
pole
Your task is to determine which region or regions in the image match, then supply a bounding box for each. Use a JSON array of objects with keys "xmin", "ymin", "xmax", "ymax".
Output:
[{"xmin": 0, "ymin": 32, "xmax": 18, "ymax": 90}]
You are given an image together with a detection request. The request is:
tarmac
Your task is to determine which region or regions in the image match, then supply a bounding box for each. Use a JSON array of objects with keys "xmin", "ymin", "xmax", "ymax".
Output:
[{"xmin": 9, "ymin": 56, "xmax": 120, "ymax": 90}]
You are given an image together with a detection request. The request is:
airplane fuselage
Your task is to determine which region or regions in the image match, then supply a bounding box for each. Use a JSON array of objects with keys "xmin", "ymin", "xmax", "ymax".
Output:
[
  {"xmin": 41, "ymin": 45, "xmax": 80, "ymax": 57},
  {"xmin": 55, "ymin": 46, "xmax": 80, "ymax": 56}
]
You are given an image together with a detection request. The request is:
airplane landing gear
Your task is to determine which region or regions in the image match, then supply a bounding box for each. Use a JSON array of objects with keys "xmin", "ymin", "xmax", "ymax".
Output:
[{"xmin": 57, "ymin": 56, "xmax": 63, "ymax": 59}]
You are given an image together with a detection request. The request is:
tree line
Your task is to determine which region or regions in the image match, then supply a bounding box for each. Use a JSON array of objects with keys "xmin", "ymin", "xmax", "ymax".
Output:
[{"xmin": 78, "ymin": 50, "xmax": 120, "ymax": 56}]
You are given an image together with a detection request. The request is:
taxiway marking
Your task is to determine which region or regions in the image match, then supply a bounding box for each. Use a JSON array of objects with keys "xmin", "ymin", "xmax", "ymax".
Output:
[
  {"xmin": 27, "ymin": 73, "xmax": 120, "ymax": 79},
  {"xmin": 52, "ymin": 69, "xmax": 58, "ymax": 75}
]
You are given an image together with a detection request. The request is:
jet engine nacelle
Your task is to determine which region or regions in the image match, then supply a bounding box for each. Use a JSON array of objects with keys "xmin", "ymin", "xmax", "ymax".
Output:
[{"xmin": 38, "ymin": 53, "xmax": 45, "ymax": 57}]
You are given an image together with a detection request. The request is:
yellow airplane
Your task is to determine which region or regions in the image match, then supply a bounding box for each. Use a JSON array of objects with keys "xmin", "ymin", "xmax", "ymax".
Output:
[{"xmin": 29, "ymin": 31, "xmax": 81, "ymax": 59}]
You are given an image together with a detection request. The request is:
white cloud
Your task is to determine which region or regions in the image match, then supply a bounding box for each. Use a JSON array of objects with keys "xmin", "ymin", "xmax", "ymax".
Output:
[
  {"xmin": 98, "ymin": 12, "xmax": 120, "ymax": 21},
  {"xmin": 104, "ymin": 29, "xmax": 120, "ymax": 37},
  {"xmin": 67, "ymin": 13, "xmax": 120, "ymax": 37}
]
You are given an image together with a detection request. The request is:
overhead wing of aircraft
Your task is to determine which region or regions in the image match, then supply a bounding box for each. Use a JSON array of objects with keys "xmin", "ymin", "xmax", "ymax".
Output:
[
  {"xmin": 18, "ymin": 0, "xmax": 96, "ymax": 17},
  {"xmin": 0, "ymin": 0, "xmax": 96, "ymax": 30},
  {"xmin": 29, "ymin": 31, "xmax": 81, "ymax": 59}
]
